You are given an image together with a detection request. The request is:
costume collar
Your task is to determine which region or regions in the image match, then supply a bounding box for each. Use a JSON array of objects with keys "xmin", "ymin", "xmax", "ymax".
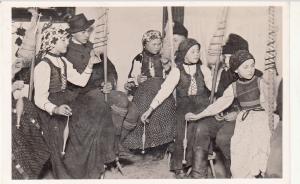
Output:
[{"xmin": 48, "ymin": 52, "xmax": 62, "ymax": 58}]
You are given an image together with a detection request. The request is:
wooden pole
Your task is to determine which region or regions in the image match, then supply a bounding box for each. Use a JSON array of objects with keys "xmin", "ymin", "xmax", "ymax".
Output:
[
  {"xmin": 208, "ymin": 7, "xmax": 229, "ymax": 104},
  {"xmin": 265, "ymin": 6, "xmax": 278, "ymax": 133},
  {"xmin": 103, "ymin": 8, "xmax": 109, "ymax": 102},
  {"xmin": 167, "ymin": 7, "xmax": 175, "ymax": 67},
  {"xmin": 28, "ymin": 9, "xmax": 41, "ymax": 101}
]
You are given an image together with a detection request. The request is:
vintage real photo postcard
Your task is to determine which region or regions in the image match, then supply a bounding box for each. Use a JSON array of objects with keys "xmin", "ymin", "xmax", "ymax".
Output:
[{"xmin": 0, "ymin": 1, "xmax": 289, "ymax": 184}]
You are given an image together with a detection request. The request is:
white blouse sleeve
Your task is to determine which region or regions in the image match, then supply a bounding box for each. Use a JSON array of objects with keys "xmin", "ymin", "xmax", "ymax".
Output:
[
  {"xmin": 34, "ymin": 61, "xmax": 56, "ymax": 115},
  {"xmin": 128, "ymin": 59, "xmax": 142, "ymax": 85},
  {"xmin": 201, "ymin": 65, "xmax": 219, "ymax": 92},
  {"xmin": 150, "ymin": 67, "xmax": 180, "ymax": 109},
  {"xmin": 63, "ymin": 57, "xmax": 92, "ymax": 87},
  {"xmin": 198, "ymin": 84, "xmax": 235, "ymax": 118},
  {"xmin": 259, "ymin": 78, "xmax": 272, "ymax": 111}
]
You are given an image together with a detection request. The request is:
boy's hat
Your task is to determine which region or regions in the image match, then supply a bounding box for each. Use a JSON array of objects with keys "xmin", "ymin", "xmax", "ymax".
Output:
[
  {"xmin": 66, "ymin": 13, "xmax": 95, "ymax": 34},
  {"xmin": 222, "ymin": 33, "xmax": 249, "ymax": 55},
  {"xmin": 173, "ymin": 21, "xmax": 188, "ymax": 37}
]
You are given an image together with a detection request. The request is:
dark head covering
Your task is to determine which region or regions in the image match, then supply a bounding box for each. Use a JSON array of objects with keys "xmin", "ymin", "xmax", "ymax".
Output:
[
  {"xmin": 175, "ymin": 38, "xmax": 200, "ymax": 64},
  {"xmin": 66, "ymin": 13, "xmax": 95, "ymax": 34},
  {"xmin": 229, "ymin": 50, "xmax": 255, "ymax": 72},
  {"xmin": 222, "ymin": 33, "xmax": 249, "ymax": 55},
  {"xmin": 173, "ymin": 21, "xmax": 188, "ymax": 38}
]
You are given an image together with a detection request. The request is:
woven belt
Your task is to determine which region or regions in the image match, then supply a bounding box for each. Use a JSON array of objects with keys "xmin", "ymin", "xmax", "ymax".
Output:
[{"xmin": 241, "ymin": 107, "xmax": 265, "ymax": 121}]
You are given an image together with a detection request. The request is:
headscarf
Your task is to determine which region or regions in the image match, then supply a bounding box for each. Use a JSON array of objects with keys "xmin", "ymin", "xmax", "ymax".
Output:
[
  {"xmin": 40, "ymin": 26, "xmax": 69, "ymax": 53},
  {"xmin": 142, "ymin": 30, "xmax": 162, "ymax": 46},
  {"xmin": 175, "ymin": 38, "xmax": 201, "ymax": 65},
  {"xmin": 229, "ymin": 50, "xmax": 255, "ymax": 72}
]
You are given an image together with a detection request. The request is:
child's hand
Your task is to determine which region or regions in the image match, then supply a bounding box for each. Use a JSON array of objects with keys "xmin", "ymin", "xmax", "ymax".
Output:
[
  {"xmin": 137, "ymin": 75, "xmax": 147, "ymax": 84},
  {"xmin": 101, "ymin": 82, "xmax": 112, "ymax": 94},
  {"xmin": 12, "ymin": 58, "xmax": 24, "ymax": 77},
  {"xmin": 185, "ymin": 112, "xmax": 201, "ymax": 121},
  {"xmin": 224, "ymin": 111, "xmax": 238, "ymax": 122},
  {"xmin": 124, "ymin": 82, "xmax": 135, "ymax": 91},
  {"xmin": 215, "ymin": 113, "xmax": 225, "ymax": 121},
  {"xmin": 53, "ymin": 105, "xmax": 72, "ymax": 116},
  {"xmin": 141, "ymin": 108, "xmax": 153, "ymax": 124}
]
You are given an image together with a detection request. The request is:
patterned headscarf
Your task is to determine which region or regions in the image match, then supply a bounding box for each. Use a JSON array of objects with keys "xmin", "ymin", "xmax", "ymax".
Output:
[
  {"xmin": 142, "ymin": 30, "xmax": 162, "ymax": 46},
  {"xmin": 40, "ymin": 26, "xmax": 69, "ymax": 53}
]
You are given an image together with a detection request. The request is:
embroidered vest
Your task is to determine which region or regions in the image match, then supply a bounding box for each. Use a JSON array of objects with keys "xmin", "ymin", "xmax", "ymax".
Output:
[
  {"xmin": 176, "ymin": 64, "xmax": 208, "ymax": 98},
  {"xmin": 43, "ymin": 57, "xmax": 67, "ymax": 93},
  {"xmin": 233, "ymin": 76, "xmax": 261, "ymax": 110},
  {"xmin": 140, "ymin": 51, "xmax": 163, "ymax": 78}
]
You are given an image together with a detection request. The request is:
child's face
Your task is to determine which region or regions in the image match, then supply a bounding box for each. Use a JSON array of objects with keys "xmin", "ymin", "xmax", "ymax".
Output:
[
  {"xmin": 72, "ymin": 27, "xmax": 93, "ymax": 44},
  {"xmin": 236, "ymin": 59, "xmax": 255, "ymax": 79},
  {"xmin": 52, "ymin": 37, "xmax": 69, "ymax": 54},
  {"xmin": 184, "ymin": 45, "xmax": 200, "ymax": 64},
  {"xmin": 145, "ymin": 39, "xmax": 162, "ymax": 55},
  {"xmin": 173, "ymin": 34, "xmax": 186, "ymax": 52}
]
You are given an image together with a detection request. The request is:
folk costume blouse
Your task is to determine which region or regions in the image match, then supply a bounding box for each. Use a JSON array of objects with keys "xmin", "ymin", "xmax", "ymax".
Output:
[
  {"xmin": 34, "ymin": 54, "xmax": 92, "ymax": 115},
  {"xmin": 149, "ymin": 64, "xmax": 214, "ymax": 110}
]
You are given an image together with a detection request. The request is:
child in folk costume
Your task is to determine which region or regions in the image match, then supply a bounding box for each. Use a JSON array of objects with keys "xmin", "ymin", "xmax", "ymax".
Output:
[
  {"xmin": 186, "ymin": 50, "xmax": 280, "ymax": 178},
  {"xmin": 214, "ymin": 33, "xmax": 263, "ymax": 178},
  {"xmin": 123, "ymin": 30, "xmax": 176, "ymax": 160},
  {"xmin": 34, "ymin": 26, "xmax": 116, "ymax": 179},
  {"xmin": 141, "ymin": 38, "xmax": 221, "ymax": 178},
  {"xmin": 65, "ymin": 14, "xmax": 139, "ymax": 157}
]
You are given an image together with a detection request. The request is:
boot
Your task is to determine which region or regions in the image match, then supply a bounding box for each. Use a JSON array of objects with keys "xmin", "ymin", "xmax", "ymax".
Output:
[
  {"xmin": 224, "ymin": 158, "xmax": 232, "ymax": 178},
  {"xmin": 190, "ymin": 147, "xmax": 208, "ymax": 179},
  {"xmin": 118, "ymin": 129, "xmax": 134, "ymax": 158},
  {"xmin": 174, "ymin": 169, "xmax": 186, "ymax": 179},
  {"xmin": 152, "ymin": 144, "xmax": 168, "ymax": 161}
]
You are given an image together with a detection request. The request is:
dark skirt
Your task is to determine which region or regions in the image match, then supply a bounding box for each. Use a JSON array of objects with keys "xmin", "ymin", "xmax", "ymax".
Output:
[
  {"xmin": 12, "ymin": 97, "xmax": 50, "ymax": 179},
  {"xmin": 39, "ymin": 89, "xmax": 116, "ymax": 179},
  {"xmin": 123, "ymin": 77, "xmax": 176, "ymax": 150}
]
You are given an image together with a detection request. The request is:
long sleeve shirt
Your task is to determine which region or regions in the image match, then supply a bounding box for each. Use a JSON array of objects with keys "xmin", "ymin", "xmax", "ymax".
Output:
[
  {"xmin": 150, "ymin": 64, "xmax": 215, "ymax": 110},
  {"xmin": 34, "ymin": 54, "xmax": 92, "ymax": 115}
]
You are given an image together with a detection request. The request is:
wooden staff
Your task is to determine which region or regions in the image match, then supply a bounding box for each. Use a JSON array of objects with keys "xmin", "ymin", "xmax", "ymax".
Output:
[
  {"xmin": 103, "ymin": 8, "xmax": 109, "ymax": 102},
  {"xmin": 167, "ymin": 7, "xmax": 175, "ymax": 67},
  {"xmin": 265, "ymin": 6, "xmax": 278, "ymax": 133},
  {"xmin": 208, "ymin": 7, "xmax": 229, "ymax": 104},
  {"xmin": 28, "ymin": 8, "xmax": 41, "ymax": 101},
  {"xmin": 182, "ymin": 120, "xmax": 188, "ymax": 164}
]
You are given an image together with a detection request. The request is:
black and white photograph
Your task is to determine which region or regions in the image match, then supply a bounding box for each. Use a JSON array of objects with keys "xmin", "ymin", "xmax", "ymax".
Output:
[{"xmin": 0, "ymin": 1, "xmax": 290, "ymax": 183}]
